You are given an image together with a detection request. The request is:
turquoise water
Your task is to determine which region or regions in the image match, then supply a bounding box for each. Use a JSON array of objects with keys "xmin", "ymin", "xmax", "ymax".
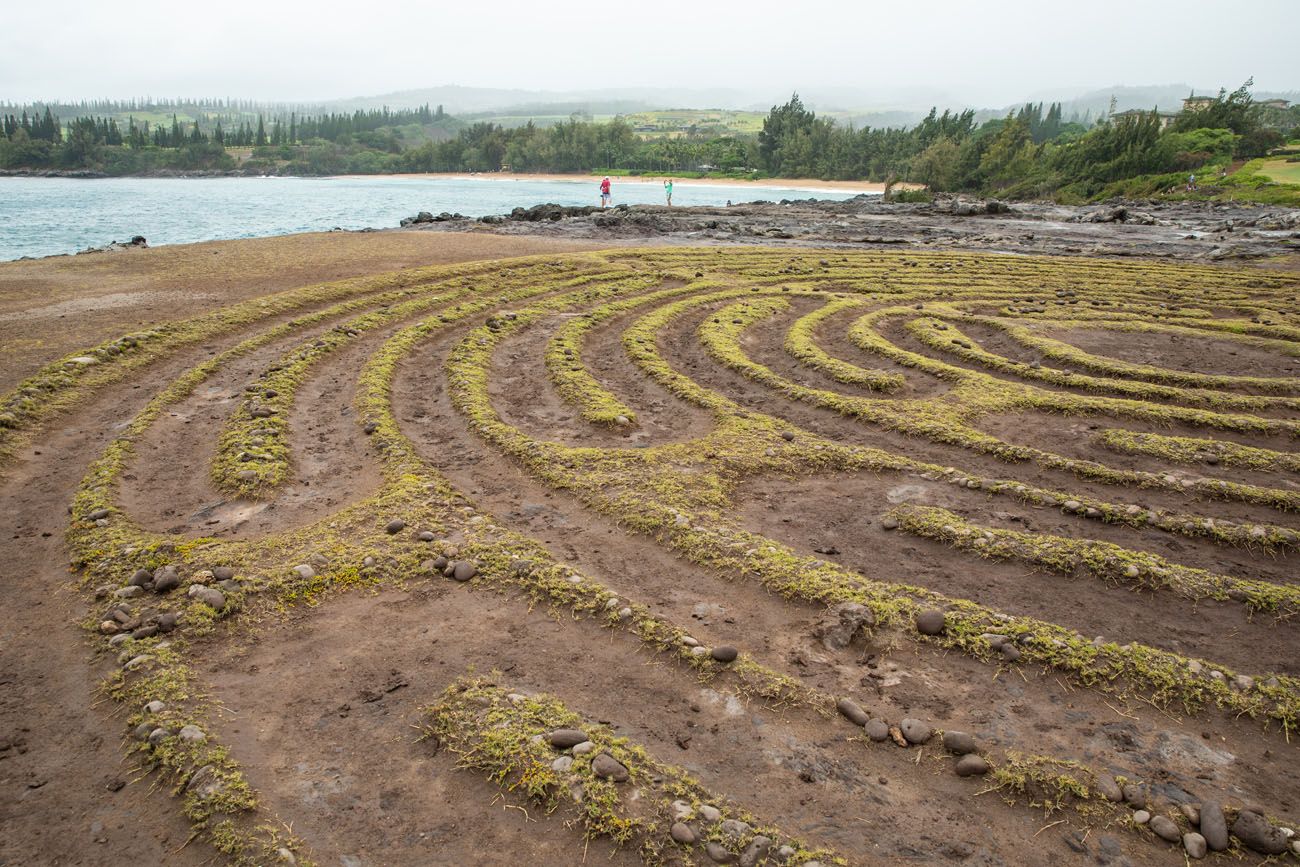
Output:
[{"xmin": 0, "ymin": 175, "xmax": 864, "ymax": 261}]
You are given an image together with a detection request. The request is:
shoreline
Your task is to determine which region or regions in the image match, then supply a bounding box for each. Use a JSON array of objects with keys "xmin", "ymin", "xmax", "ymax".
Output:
[
  {"xmin": 335, "ymin": 171, "xmax": 899, "ymax": 194},
  {"xmin": 1, "ymin": 168, "xmax": 900, "ymax": 194}
]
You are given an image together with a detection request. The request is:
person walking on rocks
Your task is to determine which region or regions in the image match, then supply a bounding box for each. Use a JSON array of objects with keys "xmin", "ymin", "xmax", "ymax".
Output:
[
  {"xmin": 599, "ymin": 176, "xmax": 612, "ymax": 208},
  {"xmin": 664, "ymin": 178, "xmax": 674, "ymax": 206}
]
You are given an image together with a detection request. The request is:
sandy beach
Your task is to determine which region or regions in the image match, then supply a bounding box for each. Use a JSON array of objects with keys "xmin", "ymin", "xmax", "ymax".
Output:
[{"xmin": 340, "ymin": 171, "xmax": 908, "ymax": 194}]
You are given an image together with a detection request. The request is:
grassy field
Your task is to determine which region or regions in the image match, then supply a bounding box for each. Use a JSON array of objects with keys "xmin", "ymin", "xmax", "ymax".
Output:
[{"xmin": 1254, "ymin": 157, "xmax": 1300, "ymax": 185}]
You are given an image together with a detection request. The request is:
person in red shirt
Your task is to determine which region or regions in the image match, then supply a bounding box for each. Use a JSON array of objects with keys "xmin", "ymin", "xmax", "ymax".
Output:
[{"xmin": 599, "ymin": 176, "xmax": 612, "ymax": 208}]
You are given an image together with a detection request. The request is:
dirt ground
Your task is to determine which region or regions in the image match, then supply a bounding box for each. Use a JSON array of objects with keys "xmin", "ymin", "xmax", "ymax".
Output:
[{"xmin": 2, "ymin": 216, "xmax": 1299, "ymax": 867}]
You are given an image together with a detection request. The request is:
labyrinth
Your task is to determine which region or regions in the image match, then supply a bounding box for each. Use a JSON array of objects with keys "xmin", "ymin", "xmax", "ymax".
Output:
[{"xmin": 4, "ymin": 247, "xmax": 1300, "ymax": 865}]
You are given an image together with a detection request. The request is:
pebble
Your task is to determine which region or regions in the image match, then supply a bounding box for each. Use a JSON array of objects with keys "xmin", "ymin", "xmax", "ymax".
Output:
[
  {"xmin": 590, "ymin": 752, "xmax": 629, "ymax": 782},
  {"xmin": 670, "ymin": 822, "xmax": 696, "ymax": 844},
  {"xmin": 147, "ymin": 727, "xmax": 169, "ymax": 746},
  {"xmin": 739, "ymin": 836, "xmax": 772, "ymax": 867},
  {"xmin": 293, "ymin": 564, "xmax": 315, "ymax": 579},
  {"xmin": 780, "ymin": 431, "xmax": 796, "ymax": 442},
  {"xmin": 954, "ymin": 754, "xmax": 989, "ymax": 776},
  {"xmin": 194, "ymin": 588, "xmax": 226, "ymax": 610},
  {"xmin": 1122, "ymin": 783, "xmax": 1148, "ymax": 808},
  {"xmin": 128, "ymin": 568, "xmax": 153, "ymax": 587},
  {"xmin": 915, "ymin": 609, "xmax": 946, "ymax": 636},
  {"xmin": 711, "ymin": 646, "xmax": 738, "ymax": 663},
  {"xmin": 942, "ymin": 730, "xmax": 977, "ymax": 755},
  {"xmin": 115, "ymin": 586, "xmax": 144, "ymax": 599},
  {"xmin": 152, "ymin": 571, "xmax": 180, "ymax": 593},
  {"xmin": 1096, "ymin": 774, "xmax": 1123, "ymax": 803},
  {"xmin": 999, "ymin": 643, "xmax": 1022, "ymax": 663},
  {"xmin": 1180, "ymin": 803, "xmax": 1200, "ymax": 826},
  {"xmin": 451, "ymin": 561, "xmax": 478, "ymax": 582},
  {"xmin": 1232, "ymin": 810, "xmax": 1289, "ymax": 855},
  {"xmin": 1150, "ymin": 815, "xmax": 1180, "ymax": 842},
  {"xmin": 547, "ymin": 728, "xmax": 588, "ymax": 749},
  {"xmin": 384, "ymin": 519, "xmax": 406, "ymax": 534},
  {"xmin": 1196, "ymin": 800, "xmax": 1224, "ymax": 844},
  {"xmin": 706, "ymin": 841, "xmax": 737, "ymax": 864},
  {"xmin": 719, "ymin": 818, "xmax": 751, "ymax": 841},
  {"xmin": 572, "ymin": 741, "xmax": 595, "ymax": 756},
  {"xmin": 881, "ymin": 517, "xmax": 899, "ymax": 530},
  {"xmin": 1133, "ymin": 810, "xmax": 1151, "ymax": 825},
  {"xmin": 212, "ymin": 566, "xmax": 236, "ymax": 581},
  {"xmin": 144, "ymin": 700, "xmax": 166, "ymax": 714},
  {"xmin": 178, "ymin": 725, "xmax": 206, "ymax": 744},
  {"xmin": 899, "ymin": 718, "xmax": 932, "ymax": 745},
  {"xmin": 551, "ymin": 756, "xmax": 573, "ymax": 773},
  {"xmin": 1183, "ymin": 832, "xmax": 1207, "ymax": 859},
  {"xmin": 865, "ymin": 719, "xmax": 890, "ymax": 742},
  {"xmin": 99, "ymin": 620, "xmax": 120, "ymax": 634},
  {"xmin": 836, "ymin": 698, "xmax": 870, "ymax": 726},
  {"xmin": 132, "ymin": 723, "xmax": 153, "ymax": 741},
  {"xmin": 416, "ymin": 530, "xmax": 435, "ymax": 542},
  {"xmin": 699, "ymin": 805, "xmax": 722, "ymax": 822}
]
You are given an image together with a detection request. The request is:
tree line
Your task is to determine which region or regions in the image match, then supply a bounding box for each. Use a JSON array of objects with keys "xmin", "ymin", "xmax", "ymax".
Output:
[{"xmin": 2, "ymin": 84, "xmax": 1294, "ymax": 203}]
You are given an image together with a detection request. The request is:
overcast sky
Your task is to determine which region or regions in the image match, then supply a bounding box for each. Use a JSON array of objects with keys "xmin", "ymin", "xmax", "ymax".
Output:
[{"xmin": 3, "ymin": 0, "xmax": 1296, "ymax": 107}]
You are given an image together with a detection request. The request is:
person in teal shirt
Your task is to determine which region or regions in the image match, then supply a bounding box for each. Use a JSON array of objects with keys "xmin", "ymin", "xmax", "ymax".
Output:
[{"xmin": 664, "ymin": 178, "xmax": 674, "ymax": 206}]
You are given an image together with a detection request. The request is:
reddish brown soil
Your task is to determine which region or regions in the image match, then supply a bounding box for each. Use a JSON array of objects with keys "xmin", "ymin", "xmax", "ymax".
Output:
[{"xmin": 2, "ymin": 232, "xmax": 1297, "ymax": 867}]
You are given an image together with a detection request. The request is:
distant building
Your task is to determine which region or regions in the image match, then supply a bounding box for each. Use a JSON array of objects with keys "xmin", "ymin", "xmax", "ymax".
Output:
[
  {"xmin": 1182, "ymin": 95, "xmax": 1217, "ymax": 112},
  {"xmin": 1258, "ymin": 99, "xmax": 1292, "ymax": 110},
  {"xmin": 1113, "ymin": 108, "xmax": 1179, "ymax": 130}
]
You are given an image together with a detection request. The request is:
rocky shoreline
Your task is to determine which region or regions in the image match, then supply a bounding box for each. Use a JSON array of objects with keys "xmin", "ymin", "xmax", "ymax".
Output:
[{"xmin": 400, "ymin": 194, "xmax": 1300, "ymax": 261}]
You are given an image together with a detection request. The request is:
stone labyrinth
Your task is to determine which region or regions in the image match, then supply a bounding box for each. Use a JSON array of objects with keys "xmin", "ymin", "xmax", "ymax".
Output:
[{"xmin": 4, "ymin": 247, "xmax": 1300, "ymax": 865}]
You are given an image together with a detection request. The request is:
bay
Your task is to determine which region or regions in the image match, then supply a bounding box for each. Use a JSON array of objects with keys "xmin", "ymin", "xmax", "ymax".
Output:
[{"xmin": 0, "ymin": 175, "xmax": 865, "ymax": 261}]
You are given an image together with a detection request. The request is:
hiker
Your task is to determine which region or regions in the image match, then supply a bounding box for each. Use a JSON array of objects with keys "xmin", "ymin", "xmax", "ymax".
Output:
[
  {"xmin": 1187, "ymin": 173, "xmax": 1196, "ymax": 191},
  {"xmin": 599, "ymin": 176, "xmax": 612, "ymax": 208},
  {"xmin": 664, "ymin": 178, "xmax": 674, "ymax": 206}
]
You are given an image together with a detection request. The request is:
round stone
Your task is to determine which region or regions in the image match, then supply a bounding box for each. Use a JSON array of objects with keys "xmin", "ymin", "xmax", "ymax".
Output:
[
  {"xmin": 128, "ymin": 568, "xmax": 153, "ymax": 587},
  {"xmin": 384, "ymin": 519, "xmax": 406, "ymax": 534},
  {"xmin": 590, "ymin": 752, "xmax": 629, "ymax": 782},
  {"xmin": 942, "ymin": 730, "xmax": 977, "ymax": 755},
  {"xmin": 999, "ymin": 643, "xmax": 1022, "ymax": 663},
  {"xmin": 915, "ymin": 609, "xmax": 946, "ymax": 636},
  {"xmin": 152, "ymin": 571, "xmax": 180, "ymax": 593},
  {"xmin": 670, "ymin": 822, "xmax": 696, "ymax": 844},
  {"xmin": 572, "ymin": 741, "xmax": 595, "ymax": 756},
  {"xmin": 451, "ymin": 561, "xmax": 478, "ymax": 582},
  {"xmin": 194, "ymin": 588, "xmax": 226, "ymax": 610},
  {"xmin": 147, "ymin": 727, "xmax": 169, "ymax": 746},
  {"xmin": 293, "ymin": 564, "xmax": 315, "ymax": 579},
  {"xmin": 417, "ymin": 530, "xmax": 436, "ymax": 542},
  {"xmin": 710, "ymin": 646, "xmax": 738, "ymax": 663},
  {"xmin": 865, "ymin": 719, "xmax": 890, "ymax": 742},
  {"xmin": 1183, "ymin": 832, "xmax": 1207, "ymax": 859},
  {"xmin": 1096, "ymin": 774, "xmax": 1123, "ymax": 803},
  {"xmin": 178, "ymin": 725, "xmax": 206, "ymax": 743},
  {"xmin": 1150, "ymin": 815, "xmax": 1181, "ymax": 842},
  {"xmin": 899, "ymin": 718, "xmax": 932, "ymax": 745},
  {"xmin": 954, "ymin": 754, "xmax": 989, "ymax": 776},
  {"xmin": 699, "ymin": 805, "xmax": 722, "ymax": 822},
  {"xmin": 706, "ymin": 841, "xmax": 737, "ymax": 864},
  {"xmin": 551, "ymin": 756, "xmax": 573, "ymax": 773},
  {"xmin": 212, "ymin": 566, "xmax": 236, "ymax": 581},
  {"xmin": 144, "ymin": 700, "xmax": 166, "ymax": 714},
  {"xmin": 547, "ymin": 728, "xmax": 588, "ymax": 749},
  {"xmin": 1133, "ymin": 810, "xmax": 1151, "ymax": 825},
  {"xmin": 1232, "ymin": 810, "xmax": 1289, "ymax": 855},
  {"xmin": 881, "ymin": 517, "xmax": 899, "ymax": 530}
]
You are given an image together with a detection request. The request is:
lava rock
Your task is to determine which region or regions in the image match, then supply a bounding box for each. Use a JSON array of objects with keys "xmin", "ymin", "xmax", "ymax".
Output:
[
  {"xmin": 152, "ymin": 570, "xmax": 180, "ymax": 593},
  {"xmin": 591, "ymin": 752, "xmax": 629, "ymax": 782},
  {"xmin": 836, "ymin": 698, "xmax": 869, "ymax": 726},
  {"xmin": 813, "ymin": 602, "xmax": 875, "ymax": 650},
  {"xmin": 1231, "ymin": 810, "xmax": 1289, "ymax": 855},
  {"xmin": 955, "ymin": 754, "xmax": 989, "ymax": 776},
  {"xmin": 899, "ymin": 718, "xmax": 932, "ymax": 745},
  {"xmin": 548, "ymin": 728, "xmax": 588, "ymax": 749},
  {"xmin": 915, "ymin": 609, "xmax": 946, "ymax": 635}
]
